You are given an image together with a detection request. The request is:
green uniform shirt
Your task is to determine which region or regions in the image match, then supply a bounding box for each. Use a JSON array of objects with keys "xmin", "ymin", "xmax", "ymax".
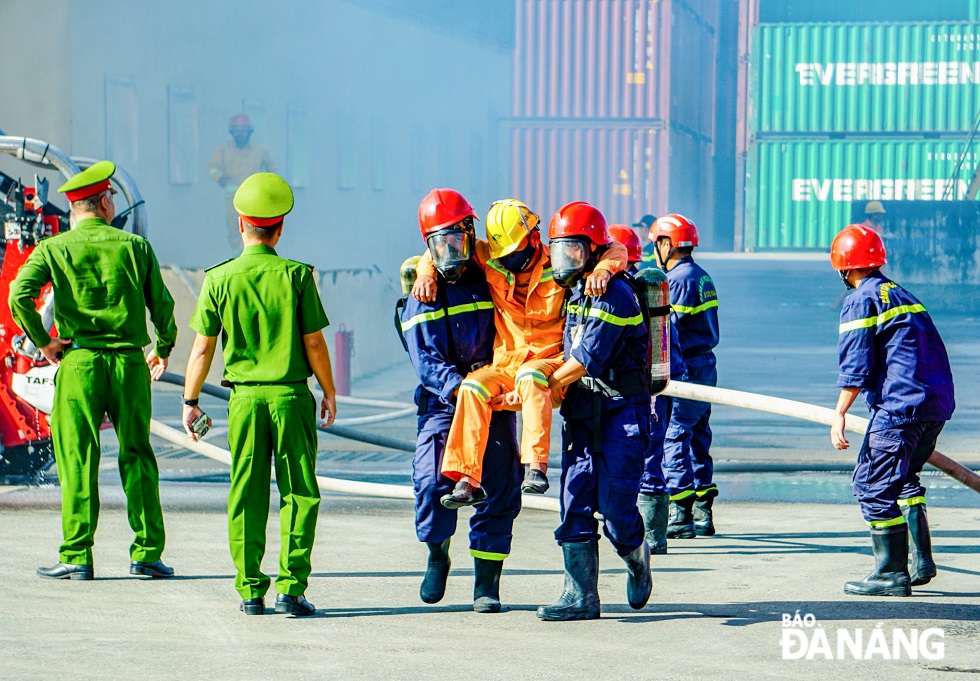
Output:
[
  {"xmin": 9, "ymin": 217, "xmax": 177, "ymax": 358},
  {"xmin": 190, "ymin": 244, "xmax": 329, "ymax": 384}
]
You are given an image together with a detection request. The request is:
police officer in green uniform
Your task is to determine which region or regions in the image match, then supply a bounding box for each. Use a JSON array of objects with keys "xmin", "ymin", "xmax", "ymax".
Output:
[
  {"xmin": 181, "ymin": 172, "xmax": 337, "ymax": 616},
  {"xmin": 9, "ymin": 161, "xmax": 178, "ymax": 580}
]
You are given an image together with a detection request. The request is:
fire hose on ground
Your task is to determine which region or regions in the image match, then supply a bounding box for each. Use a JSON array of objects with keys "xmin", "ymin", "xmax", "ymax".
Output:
[{"xmin": 152, "ymin": 374, "xmax": 980, "ymax": 510}]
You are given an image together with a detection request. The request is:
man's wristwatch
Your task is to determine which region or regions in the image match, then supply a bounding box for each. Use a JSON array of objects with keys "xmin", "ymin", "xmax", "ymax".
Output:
[{"xmin": 181, "ymin": 395, "xmax": 199, "ymax": 407}]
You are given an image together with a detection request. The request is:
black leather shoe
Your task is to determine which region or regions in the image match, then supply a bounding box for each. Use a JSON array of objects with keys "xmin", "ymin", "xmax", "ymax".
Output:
[
  {"xmin": 240, "ymin": 598, "xmax": 265, "ymax": 615},
  {"xmin": 130, "ymin": 560, "xmax": 175, "ymax": 579},
  {"xmin": 440, "ymin": 481, "xmax": 488, "ymax": 509},
  {"xmin": 521, "ymin": 467, "xmax": 550, "ymax": 494},
  {"xmin": 275, "ymin": 594, "xmax": 316, "ymax": 616},
  {"xmin": 36, "ymin": 562, "xmax": 94, "ymax": 580}
]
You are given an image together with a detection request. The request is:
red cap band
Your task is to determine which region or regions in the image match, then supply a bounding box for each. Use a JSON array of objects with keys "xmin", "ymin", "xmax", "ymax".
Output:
[
  {"xmin": 240, "ymin": 214, "xmax": 284, "ymax": 227},
  {"xmin": 65, "ymin": 180, "xmax": 112, "ymax": 203}
]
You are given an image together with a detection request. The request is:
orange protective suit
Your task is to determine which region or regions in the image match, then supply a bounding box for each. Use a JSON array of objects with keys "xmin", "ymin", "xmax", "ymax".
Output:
[{"xmin": 416, "ymin": 238, "xmax": 628, "ymax": 483}]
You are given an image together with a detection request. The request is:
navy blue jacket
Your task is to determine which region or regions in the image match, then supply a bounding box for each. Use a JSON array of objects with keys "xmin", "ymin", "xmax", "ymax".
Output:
[
  {"xmin": 667, "ymin": 256, "xmax": 719, "ymax": 360},
  {"xmin": 561, "ymin": 275, "xmax": 650, "ymax": 418},
  {"xmin": 837, "ymin": 271, "xmax": 955, "ymax": 429},
  {"xmin": 400, "ymin": 266, "xmax": 495, "ymax": 413}
]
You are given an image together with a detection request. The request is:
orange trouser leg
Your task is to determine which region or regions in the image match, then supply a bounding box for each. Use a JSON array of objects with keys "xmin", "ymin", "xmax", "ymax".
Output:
[
  {"xmin": 441, "ymin": 366, "xmax": 514, "ymax": 484},
  {"xmin": 515, "ymin": 358, "xmax": 565, "ymax": 465}
]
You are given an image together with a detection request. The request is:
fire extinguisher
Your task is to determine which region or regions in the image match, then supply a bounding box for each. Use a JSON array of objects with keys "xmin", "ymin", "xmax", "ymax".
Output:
[
  {"xmin": 633, "ymin": 268, "xmax": 671, "ymax": 394},
  {"xmin": 334, "ymin": 324, "xmax": 354, "ymax": 396}
]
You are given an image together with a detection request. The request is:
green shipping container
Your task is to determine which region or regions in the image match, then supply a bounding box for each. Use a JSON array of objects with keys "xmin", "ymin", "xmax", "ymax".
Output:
[
  {"xmin": 745, "ymin": 139, "xmax": 978, "ymax": 249},
  {"xmin": 752, "ymin": 22, "xmax": 980, "ymax": 133}
]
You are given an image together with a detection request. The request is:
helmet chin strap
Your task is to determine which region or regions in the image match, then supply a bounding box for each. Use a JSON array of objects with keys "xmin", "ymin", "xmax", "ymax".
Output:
[
  {"xmin": 655, "ymin": 242, "xmax": 675, "ymax": 272},
  {"xmin": 839, "ymin": 269, "xmax": 855, "ymax": 290}
]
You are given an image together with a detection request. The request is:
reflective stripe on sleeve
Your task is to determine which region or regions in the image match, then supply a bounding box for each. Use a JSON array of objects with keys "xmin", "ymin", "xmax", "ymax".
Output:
[
  {"xmin": 401, "ymin": 301, "xmax": 493, "ymax": 331},
  {"xmin": 839, "ymin": 303, "xmax": 927, "ymax": 335},
  {"xmin": 567, "ymin": 303, "xmax": 643, "ymax": 327},
  {"xmin": 670, "ymin": 299, "xmax": 718, "ymax": 315}
]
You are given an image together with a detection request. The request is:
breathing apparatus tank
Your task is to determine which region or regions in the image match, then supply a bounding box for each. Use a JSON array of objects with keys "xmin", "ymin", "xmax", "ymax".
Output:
[
  {"xmin": 399, "ymin": 255, "xmax": 422, "ymax": 296},
  {"xmin": 632, "ymin": 268, "xmax": 671, "ymax": 394}
]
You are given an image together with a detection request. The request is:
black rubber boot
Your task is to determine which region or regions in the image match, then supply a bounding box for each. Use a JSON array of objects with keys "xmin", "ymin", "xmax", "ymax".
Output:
[
  {"xmin": 620, "ymin": 541, "xmax": 652, "ymax": 610},
  {"xmin": 666, "ymin": 496, "xmax": 696, "ymax": 539},
  {"xmin": 537, "ymin": 542, "xmax": 601, "ymax": 621},
  {"xmin": 903, "ymin": 503, "xmax": 937, "ymax": 587},
  {"xmin": 473, "ymin": 557, "xmax": 503, "ymax": 613},
  {"xmin": 420, "ymin": 538, "xmax": 451, "ymax": 604},
  {"xmin": 843, "ymin": 525, "xmax": 912, "ymax": 597},
  {"xmin": 637, "ymin": 492, "xmax": 669, "ymax": 554},
  {"xmin": 693, "ymin": 493, "xmax": 716, "ymax": 537}
]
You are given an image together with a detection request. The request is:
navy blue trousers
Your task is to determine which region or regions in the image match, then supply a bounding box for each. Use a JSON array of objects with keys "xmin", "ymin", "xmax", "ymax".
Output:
[
  {"xmin": 662, "ymin": 353, "xmax": 717, "ymax": 498},
  {"xmin": 413, "ymin": 409, "xmax": 522, "ymax": 557},
  {"xmin": 556, "ymin": 398, "xmax": 649, "ymax": 555},
  {"xmin": 640, "ymin": 395, "xmax": 669, "ymax": 495},
  {"xmin": 853, "ymin": 420, "xmax": 945, "ymax": 524}
]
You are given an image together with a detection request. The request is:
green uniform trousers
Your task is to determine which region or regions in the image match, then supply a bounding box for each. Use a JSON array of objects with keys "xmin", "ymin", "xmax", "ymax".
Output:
[
  {"xmin": 51, "ymin": 348, "xmax": 165, "ymax": 565},
  {"xmin": 226, "ymin": 383, "xmax": 320, "ymax": 599}
]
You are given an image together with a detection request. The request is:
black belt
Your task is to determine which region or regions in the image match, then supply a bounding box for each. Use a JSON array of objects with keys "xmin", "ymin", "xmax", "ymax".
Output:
[
  {"xmin": 221, "ymin": 379, "xmax": 308, "ymax": 388},
  {"xmin": 576, "ymin": 369, "xmax": 650, "ymax": 399}
]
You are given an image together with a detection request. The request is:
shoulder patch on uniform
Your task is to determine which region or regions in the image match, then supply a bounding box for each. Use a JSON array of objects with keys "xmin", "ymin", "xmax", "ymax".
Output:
[
  {"xmin": 878, "ymin": 282, "xmax": 898, "ymax": 304},
  {"xmin": 205, "ymin": 258, "xmax": 234, "ymax": 272}
]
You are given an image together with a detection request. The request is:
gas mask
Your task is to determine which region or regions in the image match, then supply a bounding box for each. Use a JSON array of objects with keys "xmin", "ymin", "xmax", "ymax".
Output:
[
  {"xmin": 550, "ymin": 238, "xmax": 593, "ymax": 289},
  {"xmin": 426, "ymin": 226, "xmax": 474, "ymax": 283},
  {"xmin": 839, "ymin": 269, "xmax": 855, "ymax": 290},
  {"xmin": 496, "ymin": 240, "xmax": 537, "ymax": 273}
]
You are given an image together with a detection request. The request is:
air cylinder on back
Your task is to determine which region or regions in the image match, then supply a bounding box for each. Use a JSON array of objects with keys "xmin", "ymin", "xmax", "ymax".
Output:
[{"xmin": 633, "ymin": 268, "xmax": 671, "ymax": 394}]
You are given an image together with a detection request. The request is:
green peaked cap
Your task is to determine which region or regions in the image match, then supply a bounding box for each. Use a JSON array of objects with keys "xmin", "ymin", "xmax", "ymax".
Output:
[
  {"xmin": 233, "ymin": 172, "xmax": 294, "ymax": 219},
  {"xmin": 58, "ymin": 160, "xmax": 116, "ymax": 198}
]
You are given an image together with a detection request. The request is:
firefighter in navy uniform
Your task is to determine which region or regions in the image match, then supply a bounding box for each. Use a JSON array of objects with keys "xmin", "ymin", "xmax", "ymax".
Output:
[
  {"xmin": 632, "ymin": 214, "xmax": 658, "ymax": 269},
  {"xmin": 399, "ymin": 188, "xmax": 523, "ymax": 613},
  {"xmin": 649, "ymin": 214, "xmax": 720, "ymax": 539},
  {"xmin": 538, "ymin": 203, "xmax": 652, "ymax": 622},
  {"xmin": 830, "ymin": 224, "xmax": 955, "ymax": 597},
  {"xmin": 608, "ymin": 224, "xmax": 683, "ymax": 555}
]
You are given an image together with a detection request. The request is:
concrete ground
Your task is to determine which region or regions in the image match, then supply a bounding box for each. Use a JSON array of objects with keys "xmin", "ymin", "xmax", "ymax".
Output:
[{"xmin": 1, "ymin": 483, "xmax": 978, "ymax": 680}]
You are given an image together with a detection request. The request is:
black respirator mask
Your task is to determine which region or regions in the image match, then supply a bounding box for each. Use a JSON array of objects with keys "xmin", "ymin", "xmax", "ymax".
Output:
[
  {"xmin": 497, "ymin": 240, "xmax": 537, "ymax": 273},
  {"xmin": 427, "ymin": 225, "xmax": 474, "ymax": 284},
  {"xmin": 839, "ymin": 269, "xmax": 855, "ymax": 290},
  {"xmin": 550, "ymin": 238, "xmax": 595, "ymax": 289}
]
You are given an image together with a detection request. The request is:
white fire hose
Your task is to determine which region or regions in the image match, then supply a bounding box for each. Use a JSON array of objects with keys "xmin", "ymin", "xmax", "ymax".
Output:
[{"xmin": 146, "ymin": 381, "xmax": 979, "ymax": 512}]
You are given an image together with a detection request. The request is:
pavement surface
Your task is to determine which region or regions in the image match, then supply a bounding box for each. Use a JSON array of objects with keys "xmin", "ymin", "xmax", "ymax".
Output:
[{"xmin": 0, "ymin": 484, "xmax": 978, "ymax": 680}]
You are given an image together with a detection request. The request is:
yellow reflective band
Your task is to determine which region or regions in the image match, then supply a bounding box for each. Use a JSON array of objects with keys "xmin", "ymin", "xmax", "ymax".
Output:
[
  {"xmin": 696, "ymin": 486, "xmax": 718, "ymax": 498},
  {"xmin": 446, "ymin": 301, "xmax": 494, "ymax": 317},
  {"xmin": 670, "ymin": 300, "xmax": 719, "ymax": 315},
  {"xmin": 470, "ymin": 549, "xmax": 508, "ymax": 561},
  {"xmin": 868, "ymin": 516, "xmax": 907, "ymax": 529},
  {"xmin": 516, "ymin": 369, "xmax": 548, "ymax": 388},
  {"xmin": 486, "ymin": 259, "xmax": 515, "ymax": 284},
  {"xmin": 670, "ymin": 490, "xmax": 696, "ymax": 502},
  {"xmin": 400, "ymin": 308, "xmax": 446, "ymax": 331},
  {"xmin": 460, "ymin": 379, "xmax": 491, "ymax": 401},
  {"xmin": 540, "ymin": 268, "xmax": 554, "ymax": 282},
  {"xmin": 898, "ymin": 496, "xmax": 927, "ymax": 508},
  {"xmin": 641, "ymin": 253, "xmax": 657, "ymax": 262},
  {"xmin": 839, "ymin": 303, "xmax": 927, "ymax": 334},
  {"xmin": 567, "ymin": 304, "xmax": 643, "ymax": 327}
]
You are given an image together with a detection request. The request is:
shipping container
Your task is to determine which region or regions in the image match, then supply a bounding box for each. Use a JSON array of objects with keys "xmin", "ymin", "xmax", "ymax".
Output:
[
  {"xmin": 751, "ymin": 21, "xmax": 980, "ymax": 134},
  {"xmin": 745, "ymin": 139, "xmax": 978, "ymax": 249},
  {"xmin": 509, "ymin": 122, "xmax": 714, "ymax": 235},
  {"xmin": 513, "ymin": 0, "xmax": 718, "ymax": 138}
]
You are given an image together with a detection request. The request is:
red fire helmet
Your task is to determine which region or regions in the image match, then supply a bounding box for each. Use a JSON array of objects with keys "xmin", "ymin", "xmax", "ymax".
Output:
[
  {"xmin": 417, "ymin": 188, "xmax": 478, "ymax": 240},
  {"xmin": 548, "ymin": 201, "xmax": 610, "ymax": 245},
  {"xmin": 830, "ymin": 224, "xmax": 887, "ymax": 270},
  {"xmin": 608, "ymin": 224, "xmax": 642, "ymax": 262},
  {"xmin": 650, "ymin": 213, "xmax": 699, "ymax": 248}
]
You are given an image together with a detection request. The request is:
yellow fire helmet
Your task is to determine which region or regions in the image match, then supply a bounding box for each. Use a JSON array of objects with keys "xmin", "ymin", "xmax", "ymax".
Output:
[
  {"xmin": 486, "ymin": 199, "xmax": 540, "ymax": 259},
  {"xmin": 399, "ymin": 255, "xmax": 422, "ymax": 296}
]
